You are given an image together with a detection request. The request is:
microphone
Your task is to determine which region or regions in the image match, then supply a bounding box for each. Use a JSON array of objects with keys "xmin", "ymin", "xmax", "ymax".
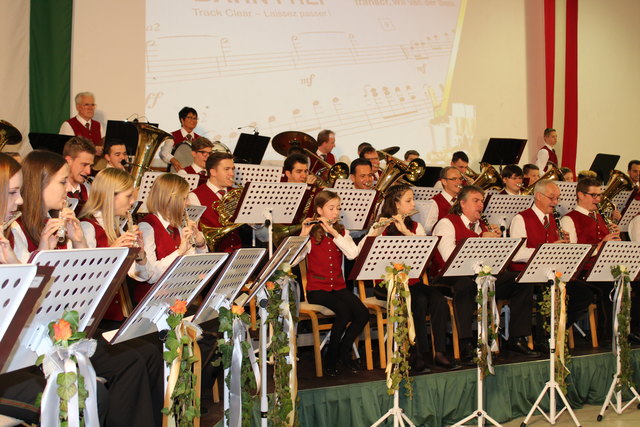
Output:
[{"xmin": 237, "ymin": 125, "xmax": 259, "ymax": 135}]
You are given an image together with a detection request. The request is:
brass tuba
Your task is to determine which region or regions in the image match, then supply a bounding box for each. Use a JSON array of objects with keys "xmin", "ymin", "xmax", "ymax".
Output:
[
  {"xmin": 470, "ymin": 162, "xmax": 501, "ymax": 190},
  {"xmin": 521, "ymin": 162, "xmax": 565, "ymax": 195},
  {"xmin": 375, "ymin": 151, "xmax": 426, "ymax": 193},
  {"xmin": 463, "ymin": 164, "xmax": 479, "ymax": 184},
  {"xmin": 200, "ymin": 187, "xmax": 244, "ymax": 251},
  {"xmin": 0, "ymin": 120, "xmax": 22, "ymax": 152},
  {"xmin": 129, "ymin": 123, "xmax": 172, "ymax": 188},
  {"xmin": 597, "ymin": 170, "xmax": 633, "ymax": 225}
]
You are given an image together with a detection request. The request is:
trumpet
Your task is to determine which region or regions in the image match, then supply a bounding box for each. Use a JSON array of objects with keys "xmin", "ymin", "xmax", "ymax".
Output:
[
  {"xmin": 372, "ymin": 210, "xmax": 419, "ymax": 229},
  {"xmin": 1, "ymin": 211, "xmax": 21, "ymax": 232},
  {"xmin": 126, "ymin": 211, "xmax": 139, "ymax": 248},
  {"xmin": 183, "ymin": 211, "xmax": 197, "ymax": 248}
]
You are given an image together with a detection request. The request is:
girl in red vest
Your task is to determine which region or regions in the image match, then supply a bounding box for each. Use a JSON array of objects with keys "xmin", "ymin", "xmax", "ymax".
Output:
[
  {"xmin": 79, "ymin": 168, "xmax": 151, "ymax": 320},
  {"xmin": 0, "ymin": 153, "xmax": 22, "ymax": 264},
  {"xmin": 300, "ymin": 190, "xmax": 369, "ymax": 376},
  {"xmin": 369, "ymin": 184, "xmax": 457, "ymax": 371},
  {"xmin": 12, "ymin": 151, "xmax": 88, "ymax": 262}
]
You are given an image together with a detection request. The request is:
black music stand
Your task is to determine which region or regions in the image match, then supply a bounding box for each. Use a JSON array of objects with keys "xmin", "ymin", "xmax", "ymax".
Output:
[
  {"xmin": 28, "ymin": 132, "xmax": 72, "ymax": 155},
  {"xmin": 583, "ymin": 241, "xmax": 640, "ymax": 420},
  {"xmin": 442, "ymin": 237, "xmax": 524, "ymax": 427},
  {"xmin": 105, "ymin": 120, "xmax": 147, "ymax": 155},
  {"xmin": 480, "ymin": 138, "xmax": 527, "ymax": 171},
  {"xmin": 518, "ymin": 243, "xmax": 594, "ymax": 427},
  {"xmin": 589, "ymin": 153, "xmax": 620, "ymax": 184},
  {"xmin": 412, "ymin": 166, "xmax": 442, "ymax": 187},
  {"xmin": 233, "ymin": 132, "xmax": 270, "ymax": 164}
]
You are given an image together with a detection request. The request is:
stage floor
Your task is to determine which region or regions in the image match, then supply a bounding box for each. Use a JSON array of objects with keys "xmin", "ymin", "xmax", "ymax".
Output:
[{"xmin": 202, "ymin": 338, "xmax": 640, "ymax": 426}]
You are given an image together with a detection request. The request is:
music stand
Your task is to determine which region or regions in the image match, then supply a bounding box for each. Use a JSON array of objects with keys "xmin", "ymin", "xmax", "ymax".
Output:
[
  {"xmin": 185, "ymin": 205, "xmax": 206, "ymax": 224},
  {"xmin": 480, "ymin": 138, "xmax": 527, "ymax": 170},
  {"xmin": 28, "ymin": 132, "xmax": 72, "ymax": 155},
  {"xmin": 553, "ymin": 181, "xmax": 578, "ymax": 216},
  {"xmin": 442, "ymin": 237, "xmax": 524, "ymax": 427},
  {"xmin": 105, "ymin": 120, "xmax": 143, "ymax": 155},
  {"xmin": 618, "ymin": 199, "xmax": 640, "ymax": 232},
  {"xmin": 233, "ymin": 132, "xmax": 270, "ymax": 164},
  {"xmin": 518, "ymin": 243, "xmax": 594, "ymax": 427},
  {"xmin": 349, "ymin": 236, "xmax": 440, "ymax": 427},
  {"xmin": 326, "ymin": 188, "xmax": 378, "ymax": 231},
  {"xmin": 583, "ymin": 241, "xmax": 640, "ymax": 420},
  {"xmin": 233, "ymin": 164, "xmax": 282, "ymax": 186},
  {"xmin": 411, "ymin": 186, "xmax": 441, "ymax": 202},
  {"xmin": 589, "ymin": 153, "xmax": 620, "ymax": 184},
  {"xmin": 412, "ymin": 166, "xmax": 442, "ymax": 187},
  {"xmin": 331, "ymin": 178, "xmax": 354, "ymax": 190},
  {"xmin": 136, "ymin": 171, "xmax": 199, "ymax": 212},
  {"xmin": 0, "ymin": 265, "xmax": 53, "ymax": 371},
  {"xmin": 483, "ymin": 194, "xmax": 535, "ymax": 230},
  {"xmin": 1, "ymin": 248, "xmax": 131, "ymax": 373}
]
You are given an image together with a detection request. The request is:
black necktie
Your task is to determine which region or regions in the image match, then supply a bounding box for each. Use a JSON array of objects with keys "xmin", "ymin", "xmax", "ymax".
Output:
[
  {"xmin": 543, "ymin": 216, "xmax": 550, "ymax": 229},
  {"xmin": 468, "ymin": 222, "xmax": 476, "ymax": 232},
  {"xmin": 85, "ymin": 122, "xmax": 90, "ymax": 131}
]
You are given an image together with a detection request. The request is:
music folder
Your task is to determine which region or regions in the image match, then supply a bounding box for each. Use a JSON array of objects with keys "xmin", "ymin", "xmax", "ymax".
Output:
[
  {"xmin": 28, "ymin": 133, "xmax": 73, "ymax": 155},
  {"xmin": 233, "ymin": 132, "xmax": 270, "ymax": 164},
  {"xmin": 105, "ymin": 120, "xmax": 158, "ymax": 156},
  {"xmin": 480, "ymin": 137, "xmax": 527, "ymax": 168},
  {"xmin": 589, "ymin": 153, "xmax": 620, "ymax": 184}
]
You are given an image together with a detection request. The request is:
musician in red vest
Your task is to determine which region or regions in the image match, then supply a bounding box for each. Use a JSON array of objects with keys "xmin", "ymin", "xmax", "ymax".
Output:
[
  {"xmin": 522, "ymin": 163, "xmax": 540, "ymax": 188},
  {"xmin": 179, "ymin": 136, "xmax": 213, "ymax": 187},
  {"xmin": 0, "ymin": 153, "xmax": 23, "ymax": 264},
  {"xmin": 188, "ymin": 151, "xmax": 242, "ymax": 252},
  {"xmin": 59, "ymin": 92, "xmax": 105, "ymax": 156},
  {"xmin": 349, "ymin": 158, "xmax": 373, "ymax": 190},
  {"xmin": 499, "ymin": 164, "xmax": 523, "ymax": 195},
  {"xmin": 424, "ymin": 166, "xmax": 464, "ymax": 234},
  {"xmin": 310, "ymin": 129, "xmax": 336, "ymax": 174},
  {"xmin": 432, "ymin": 185, "xmax": 539, "ymax": 358},
  {"xmin": 103, "ymin": 138, "xmax": 128, "ymax": 170},
  {"xmin": 509, "ymin": 180, "xmax": 594, "ymax": 349},
  {"xmin": 434, "ymin": 151, "xmax": 470, "ymax": 190},
  {"xmin": 159, "ymin": 106, "xmax": 201, "ymax": 172},
  {"xmin": 63, "ymin": 137, "xmax": 96, "ymax": 215},
  {"xmin": 535, "ymin": 127, "xmax": 560, "ymax": 171},
  {"xmin": 359, "ymin": 145, "xmax": 382, "ymax": 182}
]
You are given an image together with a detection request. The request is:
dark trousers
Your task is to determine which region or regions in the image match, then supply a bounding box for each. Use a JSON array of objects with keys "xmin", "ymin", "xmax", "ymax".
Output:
[
  {"xmin": 436, "ymin": 271, "xmax": 533, "ymax": 340},
  {"xmin": 409, "ymin": 283, "xmax": 449, "ymax": 354},
  {"xmin": 306, "ymin": 288, "xmax": 370, "ymax": 367}
]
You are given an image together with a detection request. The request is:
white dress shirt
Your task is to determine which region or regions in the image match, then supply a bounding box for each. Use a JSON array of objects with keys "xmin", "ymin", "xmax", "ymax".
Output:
[
  {"xmin": 510, "ymin": 204, "xmax": 547, "ymax": 263},
  {"xmin": 432, "ymin": 214, "xmax": 477, "ymax": 262},
  {"xmin": 188, "ymin": 180, "xmax": 226, "ymax": 207},
  {"xmin": 559, "ymin": 205, "xmax": 592, "ymax": 244},
  {"xmin": 424, "ymin": 191, "xmax": 455, "ymax": 235},
  {"xmin": 535, "ymin": 144, "xmax": 556, "ymax": 170},
  {"xmin": 59, "ymin": 115, "xmax": 106, "ymax": 138},
  {"xmin": 629, "ymin": 215, "xmax": 640, "ymax": 241},
  {"xmin": 159, "ymin": 128, "xmax": 195, "ymax": 163}
]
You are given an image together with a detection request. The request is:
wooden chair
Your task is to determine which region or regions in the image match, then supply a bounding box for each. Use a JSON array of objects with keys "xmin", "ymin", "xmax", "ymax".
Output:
[
  {"xmin": 297, "ymin": 261, "xmax": 374, "ymax": 377},
  {"xmin": 568, "ymin": 303, "xmax": 598, "ymax": 349},
  {"xmin": 496, "ymin": 299, "xmax": 534, "ymax": 352}
]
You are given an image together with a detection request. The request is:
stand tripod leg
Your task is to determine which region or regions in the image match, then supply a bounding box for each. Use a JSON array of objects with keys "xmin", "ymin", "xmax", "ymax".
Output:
[{"xmin": 553, "ymin": 384, "xmax": 580, "ymax": 426}]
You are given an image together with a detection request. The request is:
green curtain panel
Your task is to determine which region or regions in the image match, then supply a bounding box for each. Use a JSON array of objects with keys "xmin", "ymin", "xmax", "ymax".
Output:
[
  {"xmin": 29, "ymin": 0, "xmax": 73, "ymax": 133},
  {"xmin": 230, "ymin": 350, "xmax": 640, "ymax": 426}
]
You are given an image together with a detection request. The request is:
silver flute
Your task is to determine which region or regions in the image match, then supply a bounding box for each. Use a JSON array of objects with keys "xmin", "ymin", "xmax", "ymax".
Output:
[
  {"xmin": 1, "ymin": 211, "xmax": 21, "ymax": 232},
  {"xmin": 183, "ymin": 211, "xmax": 197, "ymax": 247},
  {"xmin": 126, "ymin": 211, "xmax": 139, "ymax": 248}
]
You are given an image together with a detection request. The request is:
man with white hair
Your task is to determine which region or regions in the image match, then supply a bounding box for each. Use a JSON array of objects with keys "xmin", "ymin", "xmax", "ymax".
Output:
[{"xmin": 59, "ymin": 91, "xmax": 105, "ymax": 156}]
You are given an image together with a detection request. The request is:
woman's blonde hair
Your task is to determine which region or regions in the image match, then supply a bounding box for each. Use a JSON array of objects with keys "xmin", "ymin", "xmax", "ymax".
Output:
[
  {"xmin": 80, "ymin": 168, "xmax": 134, "ymax": 244},
  {"xmin": 146, "ymin": 173, "xmax": 190, "ymax": 227}
]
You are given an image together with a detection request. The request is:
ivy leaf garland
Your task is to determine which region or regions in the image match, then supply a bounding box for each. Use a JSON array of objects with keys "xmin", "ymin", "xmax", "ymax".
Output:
[
  {"xmin": 611, "ymin": 264, "xmax": 633, "ymax": 392},
  {"xmin": 474, "ymin": 265, "xmax": 498, "ymax": 379}
]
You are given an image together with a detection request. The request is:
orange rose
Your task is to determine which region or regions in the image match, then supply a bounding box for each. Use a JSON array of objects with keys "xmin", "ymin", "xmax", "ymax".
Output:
[
  {"xmin": 231, "ymin": 305, "xmax": 245, "ymax": 315},
  {"xmin": 53, "ymin": 319, "xmax": 72, "ymax": 341},
  {"xmin": 169, "ymin": 300, "xmax": 188, "ymax": 315},
  {"xmin": 266, "ymin": 281, "xmax": 275, "ymax": 291},
  {"xmin": 393, "ymin": 263, "xmax": 404, "ymax": 271},
  {"xmin": 555, "ymin": 271, "xmax": 563, "ymax": 279}
]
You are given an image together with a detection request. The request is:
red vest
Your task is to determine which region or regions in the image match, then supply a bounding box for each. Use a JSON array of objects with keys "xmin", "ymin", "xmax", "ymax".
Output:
[
  {"xmin": 190, "ymin": 184, "xmax": 242, "ymax": 252},
  {"xmin": 510, "ymin": 208, "xmax": 559, "ymax": 271},
  {"xmin": 310, "ymin": 152, "xmax": 335, "ymax": 174},
  {"xmin": 15, "ymin": 218, "xmax": 68, "ymax": 255},
  {"xmin": 171, "ymin": 130, "xmax": 200, "ymax": 148},
  {"xmin": 67, "ymin": 183, "xmax": 90, "ymax": 216},
  {"xmin": 565, "ymin": 210, "xmax": 609, "ymax": 244},
  {"xmin": 306, "ymin": 230, "xmax": 347, "ymax": 292},
  {"xmin": 431, "ymin": 193, "xmax": 452, "ymax": 220},
  {"xmin": 66, "ymin": 117, "xmax": 102, "ymax": 146},
  {"xmin": 430, "ymin": 214, "xmax": 488, "ymax": 276},
  {"xmin": 183, "ymin": 166, "xmax": 208, "ymax": 187},
  {"xmin": 541, "ymin": 146, "xmax": 559, "ymax": 170},
  {"xmin": 383, "ymin": 221, "xmax": 420, "ymax": 286}
]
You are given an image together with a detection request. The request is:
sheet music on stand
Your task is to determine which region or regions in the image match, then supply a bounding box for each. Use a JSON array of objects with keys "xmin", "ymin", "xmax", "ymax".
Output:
[
  {"xmin": 185, "ymin": 205, "xmax": 206, "ymax": 223},
  {"xmin": 610, "ymin": 189, "xmax": 633, "ymax": 212},
  {"xmin": 137, "ymin": 171, "xmax": 199, "ymax": 212},
  {"xmin": 349, "ymin": 236, "xmax": 440, "ymax": 281},
  {"xmin": 516, "ymin": 243, "xmax": 593, "ymax": 284},
  {"xmin": 233, "ymin": 164, "xmax": 282, "ymax": 186},
  {"xmin": 584, "ymin": 241, "xmax": 640, "ymax": 282},
  {"xmin": 106, "ymin": 253, "xmax": 228, "ymax": 345},
  {"xmin": 441, "ymin": 238, "xmax": 524, "ymax": 278},
  {"xmin": 413, "ymin": 201, "xmax": 434, "ymax": 231},
  {"xmin": 483, "ymin": 194, "xmax": 534, "ymax": 229},
  {"xmin": 332, "ymin": 178, "xmax": 354, "ymax": 190},
  {"xmin": 618, "ymin": 199, "xmax": 640, "ymax": 232},
  {"xmin": 191, "ymin": 248, "xmax": 266, "ymax": 324},
  {"xmin": 232, "ymin": 182, "xmax": 309, "ymax": 225},
  {"xmin": 411, "ymin": 186, "xmax": 441, "ymax": 202},
  {"xmin": 327, "ymin": 188, "xmax": 378, "ymax": 230},
  {"xmin": 554, "ymin": 181, "xmax": 578, "ymax": 216},
  {"xmin": 2, "ymin": 248, "xmax": 131, "ymax": 373},
  {"xmin": 0, "ymin": 265, "xmax": 53, "ymax": 371}
]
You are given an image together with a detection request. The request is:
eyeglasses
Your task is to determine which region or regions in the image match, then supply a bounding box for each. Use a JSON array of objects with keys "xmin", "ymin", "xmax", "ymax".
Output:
[
  {"xmin": 185, "ymin": 115, "xmax": 198, "ymax": 120},
  {"xmin": 581, "ymin": 191, "xmax": 603, "ymax": 198},
  {"xmin": 196, "ymin": 150, "xmax": 211, "ymax": 156},
  {"xmin": 443, "ymin": 176, "xmax": 465, "ymax": 181},
  {"xmin": 539, "ymin": 192, "xmax": 560, "ymax": 202}
]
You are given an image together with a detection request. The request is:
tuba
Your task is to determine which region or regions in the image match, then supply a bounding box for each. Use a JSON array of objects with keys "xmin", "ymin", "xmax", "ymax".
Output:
[
  {"xmin": 0, "ymin": 120, "xmax": 22, "ymax": 152},
  {"xmin": 374, "ymin": 151, "xmax": 426, "ymax": 193},
  {"xmin": 470, "ymin": 162, "xmax": 501, "ymax": 190},
  {"xmin": 200, "ymin": 187, "xmax": 244, "ymax": 251},
  {"xmin": 598, "ymin": 170, "xmax": 633, "ymax": 225},
  {"xmin": 521, "ymin": 162, "xmax": 565, "ymax": 195},
  {"xmin": 463, "ymin": 164, "xmax": 479, "ymax": 184},
  {"xmin": 129, "ymin": 123, "xmax": 172, "ymax": 188}
]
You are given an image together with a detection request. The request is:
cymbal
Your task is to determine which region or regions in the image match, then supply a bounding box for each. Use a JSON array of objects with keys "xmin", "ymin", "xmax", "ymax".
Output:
[
  {"xmin": 271, "ymin": 131, "xmax": 317, "ymax": 156},
  {"xmin": 379, "ymin": 146, "xmax": 400, "ymax": 155}
]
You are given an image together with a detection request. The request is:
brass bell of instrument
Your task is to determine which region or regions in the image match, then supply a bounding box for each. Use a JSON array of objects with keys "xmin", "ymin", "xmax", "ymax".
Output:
[
  {"xmin": 521, "ymin": 162, "xmax": 565, "ymax": 195},
  {"xmin": 597, "ymin": 169, "xmax": 633, "ymax": 225},
  {"xmin": 470, "ymin": 163, "xmax": 501, "ymax": 191},
  {"xmin": 0, "ymin": 120, "xmax": 22, "ymax": 152},
  {"xmin": 200, "ymin": 187, "xmax": 244, "ymax": 251},
  {"xmin": 129, "ymin": 123, "xmax": 172, "ymax": 188}
]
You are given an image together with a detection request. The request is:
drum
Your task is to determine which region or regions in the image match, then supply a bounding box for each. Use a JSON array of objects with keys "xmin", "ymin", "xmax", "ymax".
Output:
[{"xmin": 170, "ymin": 141, "xmax": 193, "ymax": 172}]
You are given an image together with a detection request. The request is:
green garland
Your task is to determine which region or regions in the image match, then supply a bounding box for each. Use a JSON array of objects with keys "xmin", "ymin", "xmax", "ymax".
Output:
[
  {"xmin": 474, "ymin": 266, "xmax": 498, "ymax": 380},
  {"xmin": 216, "ymin": 305, "xmax": 256, "ymax": 427},
  {"xmin": 377, "ymin": 262, "xmax": 413, "ymax": 397},
  {"xmin": 611, "ymin": 265, "xmax": 633, "ymax": 392},
  {"xmin": 539, "ymin": 275, "xmax": 571, "ymax": 393},
  {"xmin": 265, "ymin": 263, "xmax": 299, "ymax": 426}
]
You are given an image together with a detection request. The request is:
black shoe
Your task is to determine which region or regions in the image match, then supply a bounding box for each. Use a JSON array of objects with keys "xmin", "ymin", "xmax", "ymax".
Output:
[
  {"xmin": 434, "ymin": 352, "xmax": 461, "ymax": 370},
  {"xmin": 510, "ymin": 337, "xmax": 541, "ymax": 358},
  {"xmin": 459, "ymin": 340, "xmax": 475, "ymax": 362},
  {"xmin": 341, "ymin": 357, "xmax": 361, "ymax": 373},
  {"xmin": 534, "ymin": 340, "xmax": 550, "ymax": 355},
  {"xmin": 410, "ymin": 357, "xmax": 431, "ymax": 374},
  {"xmin": 324, "ymin": 365, "xmax": 339, "ymax": 377},
  {"xmin": 629, "ymin": 332, "xmax": 640, "ymax": 345}
]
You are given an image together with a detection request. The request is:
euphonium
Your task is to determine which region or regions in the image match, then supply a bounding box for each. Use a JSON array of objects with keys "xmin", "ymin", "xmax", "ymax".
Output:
[
  {"xmin": 0, "ymin": 120, "xmax": 22, "ymax": 152},
  {"xmin": 597, "ymin": 170, "xmax": 633, "ymax": 226},
  {"xmin": 200, "ymin": 187, "xmax": 244, "ymax": 251},
  {"xmin": 374, "ymin": 151, "xmax": 426, "ymax": 193},
  {"xmin": 464, "ymin": 165, "xmax": 479, "ymax": 184},
  {"xmin": 471, "ymin": 163, "xmax": 501, "ymax": 191},
  {"xmin": 312, "ymin": 155, "xmax": 349, "ymax": 187},
  {"xmin": 522, "ymin": 162, "xmax": 564, "ymax": 195},
  {"xmin": 129, "ymin": 123, "xmax": 172, "ymax": 188}
]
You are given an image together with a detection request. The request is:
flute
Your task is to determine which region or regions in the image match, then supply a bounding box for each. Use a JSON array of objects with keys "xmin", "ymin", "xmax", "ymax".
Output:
[
  {"xmin": 50, "ymin": 208, "xmax": 67, "ymax": 243},
  {"xmin": 126, "ymin": 211, "xmax": 139, "ymax": 248},
  {"xmin": 1, "ymin": 211, "xmax": 21, "ymax": 232},
  {"xmin": 183, "ymin": 211, "xmax": 196, "ymax": 247},
  {"xmin": 372, "ymin": 210, "xmax": 419, "ymax": 229}
]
